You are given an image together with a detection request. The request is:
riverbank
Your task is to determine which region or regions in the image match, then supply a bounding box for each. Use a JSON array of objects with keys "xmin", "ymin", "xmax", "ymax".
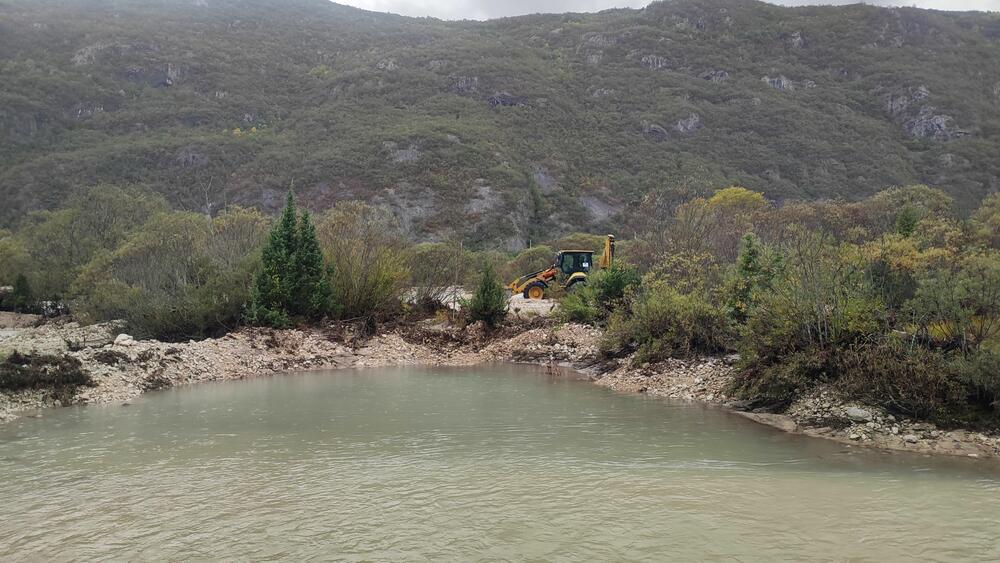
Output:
[{"xmin": 2, "ymin": 314, "xmax": 998, "ymax": 460}]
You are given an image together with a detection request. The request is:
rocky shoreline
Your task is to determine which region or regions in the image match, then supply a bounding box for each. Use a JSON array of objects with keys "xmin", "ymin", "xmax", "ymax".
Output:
[{"xmin": 2, "ymin": 315, "xmax": 998, "ymax": 461}]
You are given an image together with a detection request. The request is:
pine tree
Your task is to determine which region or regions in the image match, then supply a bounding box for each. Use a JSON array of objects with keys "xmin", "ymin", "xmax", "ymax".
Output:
[
  {"xmin": 249, "ymin": 191, "xmax": 300, "ymax": 327},
  {"xmin": 466, "ymin": 263, "xmax": 508, "ymax": 328},
  {"xmin": 249, "ymin": 192, "xmax": 335, "ymax": 326},
  {"xmin": 291, "ymin": 210, "xmax": 333, "ymax": 320}
]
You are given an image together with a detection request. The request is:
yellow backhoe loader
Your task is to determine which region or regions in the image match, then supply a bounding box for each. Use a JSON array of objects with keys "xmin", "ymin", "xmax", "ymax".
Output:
[{"xmin": 507, "ymin": 235, "xmax": 615, "ymax": 300}]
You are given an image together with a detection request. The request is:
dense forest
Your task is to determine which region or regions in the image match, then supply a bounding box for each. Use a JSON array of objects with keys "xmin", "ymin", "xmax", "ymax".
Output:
[{"xmin": 3, "ymin": 0, "xmax": 1000, "ymax": 247}]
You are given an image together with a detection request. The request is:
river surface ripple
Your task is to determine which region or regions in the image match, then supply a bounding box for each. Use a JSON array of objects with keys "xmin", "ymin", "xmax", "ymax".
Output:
[{"xmin": 1, "ymin": 365, "xmax": 999, "ymax": 561}]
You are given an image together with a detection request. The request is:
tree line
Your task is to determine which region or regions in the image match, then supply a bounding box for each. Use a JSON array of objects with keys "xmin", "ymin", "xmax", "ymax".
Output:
[
  {"xmin": 2, "ymin": 182, "xmax": 998, "ymax": 425},
  {"xmin": 562, "ymin": 185, "xmax": 1000, "ymax": 427}
]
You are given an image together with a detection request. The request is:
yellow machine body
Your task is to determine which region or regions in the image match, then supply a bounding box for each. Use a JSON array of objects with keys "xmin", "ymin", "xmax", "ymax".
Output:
[{"xmin": 507, "ymin": 235, "xmax": 615, "ymax": 300}]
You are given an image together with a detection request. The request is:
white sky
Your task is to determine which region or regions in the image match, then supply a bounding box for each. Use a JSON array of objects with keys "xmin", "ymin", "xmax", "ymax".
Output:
[{"xmin": 337, "ymin": 0, "xmax": 1000, "ymax": 20}]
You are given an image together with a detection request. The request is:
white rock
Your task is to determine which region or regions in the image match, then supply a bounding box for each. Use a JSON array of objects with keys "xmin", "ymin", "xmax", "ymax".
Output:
[
  {"xmin": 114, "ymin": 334, "xmax": 135, "ymax": 346},
  {"xmin": 903, "ymin": 434, "xmax": 919, "ymax": 444}
]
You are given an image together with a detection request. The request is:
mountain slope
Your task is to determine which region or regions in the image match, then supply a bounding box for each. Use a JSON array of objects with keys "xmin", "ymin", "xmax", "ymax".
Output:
[{"xmin": 2, "ymin": 0, "xmax": 999, "ymax": 247}]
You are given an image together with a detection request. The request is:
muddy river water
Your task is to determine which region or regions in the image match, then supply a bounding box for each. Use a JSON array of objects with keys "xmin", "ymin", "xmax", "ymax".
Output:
[{"xmin": 1, "ymin": 365, "xmax": 999, "ymax": 560}]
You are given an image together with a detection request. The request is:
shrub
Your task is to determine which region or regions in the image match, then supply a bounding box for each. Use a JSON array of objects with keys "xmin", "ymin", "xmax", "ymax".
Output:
[
  {"xmin": 0, "ymin": 352, "xmax": 94, "ymax": 391},
  {"xmin": 905, "ymin": 251, "xmax": 1000, "ymax": 353},
  {"xmin": 835, "ymin": 341, "xmax": 961, "ymax": 419},
  {"xmin": 465, "ymin": 263, "xmax": 508, "ymax": 328},
  {"xmin": 74, "ymin": 208, "xmax": 267, "ymax": 340},
  {"xmin": 729, "ymin": 350, "xmax": 830, "ymax": 411},
  {"xmin": 11, "ymin": 273, "xmax": 37, "ymax": 314},
  {"xmin": 406, "ymin": 242, "xmax": 474, "ymax": 313},
  {"xmin": 559, "ymin": 291, "xmax": 600, "ymax": 324},
  {"xmin": 601, "ymin": 282, "xmax": 733, "ymax": 362},
  {"xmin": 316, "ymin": 201, "xmax": 409, "ymax": 323},
  {"xmin": 558, "ymin": 261, "xmax": 640, "ymax": 324}
]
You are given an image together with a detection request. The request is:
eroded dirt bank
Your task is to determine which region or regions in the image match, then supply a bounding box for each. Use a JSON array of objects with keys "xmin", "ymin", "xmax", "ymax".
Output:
[{"xmin": 2, "ymin": 315, "xmax": 998, "ymax": 461}]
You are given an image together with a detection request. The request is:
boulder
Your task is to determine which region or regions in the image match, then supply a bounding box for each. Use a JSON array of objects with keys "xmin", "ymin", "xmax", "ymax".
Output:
[
  {"xmin": 675, "ymin": 113, "xmax": 703, "ymax": 134},
  {"xmin": 701, "ymin": 70, "xmax": 729, "ymax": 83},
  {"xmin": 114, "ymin": 334, "xmax": 135, "ymax": 347},
  {"xmin": 641, "ymin": 120, "xmax": 669, "ymax": 142},
  {"xmin": 762, "ymin": 75, "xmax": 795, "ymax": 91},
  {"xmin": 846, "ymin": 407, "xmax": 873, "ymax": 423}
]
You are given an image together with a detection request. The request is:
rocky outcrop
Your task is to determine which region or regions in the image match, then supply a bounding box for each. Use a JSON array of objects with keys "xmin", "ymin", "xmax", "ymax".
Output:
[
  {"xmin": 451, "ymin": 75, "xmax": 479, "ymax": 95},
  {"xmin": 465, "ymin": 180, "xmax": 502, "ymax": 214},
  {"xmin": 488, "ymin": 92, "xmax": 527, "ymax": 108},
  {"xmin": 68, "ymin": 102, "xmax": 105, "ymax": 120},
  {"xmin": 761, "ymin": 75, "xmax": 815, "ymax": 92},
  {"xmin": 580, "ymin": 32, "xmax": 619, "ymax": 48},
  {"xmin": 885, "ymin": 85, "xmax": 930, "ymax": 117},
  {"xmin": 701, "ymin": 70, "xmax": 729, "ymax": 83},
  {"xmin": 762, "ymin": 75, "xmax": 796, "ymax": 91},
  {"xmin": 641, "ymin": 54, "xmax": 669, "ymax": 70},
  {"xmin": 904, "ymin": 107, "xmax": 969, "ymax": 141},
  {"xmin": 641, "ymin": 120, "xmax": 669, "ymax": 142},
  {"xmin": 884, "ymin": 86, "xmax": 969, "ymax": 140},
  {"xmin": 532, "ymin": 166, "xmax": 559, "ymax": 194},
  {"xmin": 580, "ymin": 195, "xmax": 620, "ymax": 221},
  {"xmin": 675, "ymin": 113, "xmax": 703, "ymax": 134},
  {"xmin": 382, "ymin": 141, "xmax": 421, "ymax": 163}
]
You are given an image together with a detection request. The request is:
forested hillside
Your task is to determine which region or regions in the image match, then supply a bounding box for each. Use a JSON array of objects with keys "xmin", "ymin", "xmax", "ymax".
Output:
[{"xmin": 3, "ymin": 0, "xmax": 1000, "ymax": 247}]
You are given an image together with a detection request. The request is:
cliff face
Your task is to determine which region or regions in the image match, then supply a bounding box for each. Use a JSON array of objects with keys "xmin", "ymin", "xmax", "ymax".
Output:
[{"xmin": 2, "ymin": 0, "xmax": 999, "ymax": 246}]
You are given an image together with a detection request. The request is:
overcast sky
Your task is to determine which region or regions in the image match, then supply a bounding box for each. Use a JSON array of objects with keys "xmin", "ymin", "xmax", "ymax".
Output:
[{"xmin": 338, "ymin": 0, "xmax": 1000, "ymax": 20}]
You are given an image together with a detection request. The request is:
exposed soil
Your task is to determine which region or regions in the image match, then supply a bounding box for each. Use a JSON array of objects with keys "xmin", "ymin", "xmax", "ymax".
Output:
[{"xmin": 2, "ymin": 313, "xmax": 998, "ymax": 461}]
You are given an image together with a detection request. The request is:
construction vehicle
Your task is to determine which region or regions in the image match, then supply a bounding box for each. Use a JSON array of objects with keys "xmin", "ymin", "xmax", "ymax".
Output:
[{"xmin": 508, "ymin": 235, "xmax": 615, "ymax": 300}]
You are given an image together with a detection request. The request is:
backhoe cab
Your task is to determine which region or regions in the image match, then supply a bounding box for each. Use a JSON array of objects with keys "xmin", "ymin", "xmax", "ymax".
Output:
[{"xmin": 508, "ymin": 235, "xmax": 615, "ymax": 300}]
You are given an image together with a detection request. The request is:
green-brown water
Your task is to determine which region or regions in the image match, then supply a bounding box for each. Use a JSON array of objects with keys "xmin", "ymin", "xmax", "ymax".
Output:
[{"xmin": 1, "ymin": 365, "xmax": 999, "ymax": 560}]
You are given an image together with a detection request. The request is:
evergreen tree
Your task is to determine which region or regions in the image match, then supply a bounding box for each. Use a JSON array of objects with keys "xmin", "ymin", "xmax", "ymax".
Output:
[
  {"xmin": 291, "ymin": 210, "xmax": 333, "ymax": 319},
  {"xmin": 465, "ymin": 263, "xmax": 508, "ymax": 328},
  {"xmin": 726, "ymin": 234, "xmax": 778, "ymax": 324},
  {"xmin": 11, "ymin": 274, "xmax": 33, "ymax": 314},
  {"xmin": 249, "ymin": 191, "xmax": 336, "ymax": 326}
]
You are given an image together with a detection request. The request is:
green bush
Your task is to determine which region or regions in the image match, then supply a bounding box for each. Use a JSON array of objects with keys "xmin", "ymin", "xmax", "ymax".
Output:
[
  {"xmin": 74, "ymin": 208, "xmax": 267, "ymax": 340},
  {"xmin": 406, "ymin": 242, "xmax": 474, "ymax": 313},
  {"xmin": 465, "ymin": 263, "xmax": 508, "ymax": 328},
  {"xmin": 558, "ymin": 261, "xmax": 640, "ymax": 324},
  {"xmin": 601, "ymin": 282, "xmax": 733, "ymax": 362},
  {"xmin": 0, "ymin": 352, "xmax": 94, "ymax": 391},
  {"xmin": 724, "ymin": 233, "xmax": 780, "ymax": 323},
  {"xmin": 729, "ymin": 350, "xmax": 830, "ymax": 411},
  {"xmin": 835, "ymin": 341, "xmax": 961, "ymax": 419},
  {"xmin": 10, "ymin": 274, "xmax": 37, "ymax": 314},
  {"xmin": 317, "ymin": 201, "xmax": 409, "ymax": 323}
]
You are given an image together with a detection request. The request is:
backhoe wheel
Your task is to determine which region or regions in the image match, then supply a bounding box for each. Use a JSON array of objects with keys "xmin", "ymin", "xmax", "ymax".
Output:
[{"xmin": 524, "ymin": 283, "xmax": 546, "ymax": 300}]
